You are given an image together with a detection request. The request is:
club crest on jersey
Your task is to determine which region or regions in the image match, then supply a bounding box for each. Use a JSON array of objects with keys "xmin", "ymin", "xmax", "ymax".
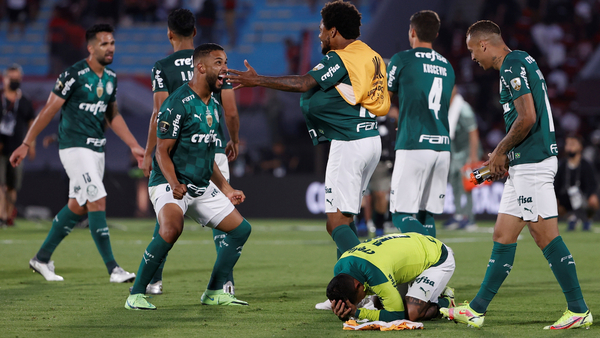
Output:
[
  {"xmin": 96, "ymin": 80, "xmax": 104, "ymax": 97},
  {"xmin": 159, "ymin": 121, "xmax": 170, "ymax": 133},
  {"xmin": 510, "ymin": 77, "xmax": 521, "ymax": 91},
  {"xmin": 106, "ymin": 81, "xmax": 114, "ymax": 95},
  {"xmin": 206, "ymin": 114, "xmax": 213, "ymax": 127}
]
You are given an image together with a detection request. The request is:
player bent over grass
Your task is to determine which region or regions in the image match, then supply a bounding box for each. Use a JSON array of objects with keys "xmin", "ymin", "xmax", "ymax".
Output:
[
  {"xmin": 440, "ymin": 20, "xmax": 592, "ymax": 330},
  {"xmin": 125, "ymin": 44, "xmax": 250, "ymax": 310},
  {"xmin": 327, "ymin": 233, "xmax": 455, "ymax": 322}
]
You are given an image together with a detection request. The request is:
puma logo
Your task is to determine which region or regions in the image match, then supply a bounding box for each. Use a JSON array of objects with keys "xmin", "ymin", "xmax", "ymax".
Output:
[{"xmin": 84, "ymin": 84, "xmax": 93, "ymax": 91}]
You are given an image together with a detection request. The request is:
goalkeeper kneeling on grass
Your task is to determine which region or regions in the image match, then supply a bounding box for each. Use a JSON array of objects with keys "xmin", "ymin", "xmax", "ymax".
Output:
[{"xmin": 327, "ymin": 233, "xmax": 455, "ymax": 322}]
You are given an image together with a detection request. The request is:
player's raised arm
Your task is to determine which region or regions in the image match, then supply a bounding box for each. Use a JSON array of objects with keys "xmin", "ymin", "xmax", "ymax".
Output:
[
  {"xmin": 10, "ymin": 92, "xmax": 65, "ymax": 167},
  {"xmin": 227, "ymin": 60, "xmax": 317, "ymax": 92},
  {"xmin": 220, "ymin": 88, "xmax": 240, "ymax": 161},
  {"xmin": 141, "ymin": 91, "xmax": 169, "ymax": 176}
]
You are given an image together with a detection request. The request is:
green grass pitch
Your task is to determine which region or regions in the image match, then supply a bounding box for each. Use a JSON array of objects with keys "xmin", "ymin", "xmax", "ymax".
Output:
[{"xmin": 1, "ymin": 218, "xmax": 598, "ymax": 337}]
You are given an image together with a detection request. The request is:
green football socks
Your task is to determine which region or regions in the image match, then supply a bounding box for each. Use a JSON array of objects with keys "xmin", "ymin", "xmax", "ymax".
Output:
[
  {"xmin": 88, "ymin": 211, "xmax": 118, "ymax": 274},
  {"xmin": 131, "ymin": 233, "xmax": 173, "ymax": 295},
  {"xmin": 470, "ymin": 242, "xmax": 517, "ymax": 314},
  {"xmin": 416, "ymin": 210, "xmax": 436, "ymax": 237},
  {"xmin": 149, "ymin": 221, "xmax": 167, "ymax": 284},
  {"xmin": 332, "ymin": 223, "xmax": 360, "ymax": 260},
  {"xmin": 206, "ymin": 219, "xmax": 251, "ymax": 291},
  {"xmin": 392, "ymin": 212, "xmax": 429, "ymax": 236},
  {"xmin": 36, "ymin": 205, "xmax": 82, "ymax": 263},
  {"xmin": 542, "ymin": 236, "xmax": 588, "ymax": 313},
  {"xmin": 213, "ymin": 228, "xmax": 235, "ymax": 285}
]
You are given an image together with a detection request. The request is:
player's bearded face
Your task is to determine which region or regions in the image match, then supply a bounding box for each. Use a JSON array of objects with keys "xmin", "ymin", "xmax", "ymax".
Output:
[
  {"xmin": 319, "ymin": 21, "xmax": 332, "ymax": 55},
  {"xmin": 91, "ymin": 32, "xmax": 115, "ymax": 66},
  {"xmin": 205, "ymin": 51, "xmax": 227, "ymax": 93}
]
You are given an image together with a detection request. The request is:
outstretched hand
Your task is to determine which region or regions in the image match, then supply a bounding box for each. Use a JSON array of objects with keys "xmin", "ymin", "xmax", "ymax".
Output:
[{"xmin": 226, "ymin": 60, "xmax": 259, "ymax": 90}]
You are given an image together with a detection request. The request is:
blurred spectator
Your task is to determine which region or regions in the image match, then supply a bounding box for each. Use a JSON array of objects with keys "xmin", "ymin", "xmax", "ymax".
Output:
[
  {"xmin": 195, "ymin": 0, "xmax": 216, "ymax": 45},
  {"xmin": 123, "ymin": 0, "xmax": 158, "ymax": 23},
  {"xmin": 48, "ymin": 4, "xmax": 86, "ymax": 76},
  {"xmin": 224, "ymin": 0, "xmax": 236, "ymax": 46},
  {"xmin": 259, "ymin": 141, "xmax": 298, "ymax": 178},
  {"xmin": 555, "ymin": 135, "xmax": 598, "ymax": 231},
  {"xmin": 156, "ymin": 0, "xmax": 181, "ymax": 21},
  {"xmin": 284, "ymin": 37, "xmax": 300, "ymax": 74},
  {"xmin": 0, "ymin": 64, "xmax": 36, "ymax": 226},
  {"xmin": 6, "ymin": 0, "xmax": 28, "ymax": 35},
  {"xmin": 95, "ymin": 0, "xmax": 119, "ymax": 25},
  {"xmin": 531, "ymin": 16, "xmax": 566, "ymax": 68}
]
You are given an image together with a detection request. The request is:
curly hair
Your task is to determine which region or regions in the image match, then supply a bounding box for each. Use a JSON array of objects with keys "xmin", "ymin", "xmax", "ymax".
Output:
[
  {"xmin": 321, "ymin": 0, "xmax": 361, "ymax": 40},
  {"xmin": 326, "ymin": 274, "xmax": 358, "ymax": 305},
  {"xmin": 193, "ymin": 43, "xmax": 224, "ymax": 62},
  {"xmin": 168, "ymin": 8, "xmax": 196, "ymax": 37}
]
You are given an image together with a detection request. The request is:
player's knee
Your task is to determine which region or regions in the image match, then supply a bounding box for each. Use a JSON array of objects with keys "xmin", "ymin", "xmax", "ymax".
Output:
[{"xmin": 230, "ymin": 218, "xmax": 251, "ymax": 239}]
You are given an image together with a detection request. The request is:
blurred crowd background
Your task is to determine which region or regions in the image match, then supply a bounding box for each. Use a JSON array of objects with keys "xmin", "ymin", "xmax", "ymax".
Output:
[{"xmin": 1, "ymin": 0, "xmax": 600, "ymax": 218}]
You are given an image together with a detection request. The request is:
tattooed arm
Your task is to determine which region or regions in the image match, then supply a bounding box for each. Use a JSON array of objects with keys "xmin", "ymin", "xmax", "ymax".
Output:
[
  {"xmin": 227, "ymin": 60, "xmax": 318, "ymax": 92},
  {"xmin": 486, "ymin": 93, "xmax": 536, "ymax": 179}
]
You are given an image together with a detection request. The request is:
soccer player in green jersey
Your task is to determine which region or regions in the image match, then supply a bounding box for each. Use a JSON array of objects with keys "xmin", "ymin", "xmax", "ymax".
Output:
[
  {"xmin": 125, "ymin": 43, "xmax": 251, "ymax": 310},
  {"xmin": 441, "ymin": 20, "xmax": 592, "ymax": 330},
  {"xmin": 227, "ymin": 0, "xmax": 390, "ymax": 311},
  {"xmin": 138, "ymin": 8, "xmax": 241, "ymax": 296},
  {"xmin": 327, "ymin": 233, "xmax": 455, "ymax": 322},
  {"xmin": 386, "ymin": 10, "xmax": 455, "ymax": 238},
  {"xmin": 10, "ymin": 24, "xmax": 143, "ymax": 283}
]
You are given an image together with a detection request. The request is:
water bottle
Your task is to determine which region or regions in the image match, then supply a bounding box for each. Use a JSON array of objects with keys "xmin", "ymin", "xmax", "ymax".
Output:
[{"xmin": 470, "ymin": 165, "xmax": 492, "ymax": 185}]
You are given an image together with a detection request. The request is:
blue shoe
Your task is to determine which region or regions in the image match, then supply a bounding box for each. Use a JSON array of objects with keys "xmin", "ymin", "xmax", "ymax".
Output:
[
  {"xmin": 443, "ymin": 216, "xmax": 458, "ymax": 227},
  {"xmin": 375, "ymin": 228, "xmax": 384, "ymax": 237},
  {"xmin": 567, "ymin": 215, "xmax": 578, "ymax": 231},
  {"xmin": 582, "ymin": 221, "xmax": 592, "ymax": 231},
  {"xmin": 356, "ymin": 220, "xmax": 369, "ymax": 237}
]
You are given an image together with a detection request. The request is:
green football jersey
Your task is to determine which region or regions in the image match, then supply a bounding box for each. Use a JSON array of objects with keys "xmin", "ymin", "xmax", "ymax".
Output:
[
  {"xmin": 151, "ymin": 49, "xmax": 228, "ymax": 154},
  {"xmin": 148, "ymin": 84, "xmax": 221, "ymax": 191},
  {"xmin": 499, "ymin": 51, "xmax": 557, "ymax": 165},
  {"xmin": 387, "ymin": 48, "xmax": 455, "ymax": 152},
  {"xmin": 335, "ymin": 233, "xmax": 444, "ymax": 322},
  {"xmin": 52, "ymin": 59, "xmax": 118, "ymax": 152},
  {"xmin": 300, "ymin": 52, "xmax": 379, "ymax": 146}
]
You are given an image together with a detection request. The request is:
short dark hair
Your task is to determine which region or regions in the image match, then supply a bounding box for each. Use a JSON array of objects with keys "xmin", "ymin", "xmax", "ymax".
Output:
[
  {"xmin": 409, "ymin": 10, "xmax": 440, "ymax": 43},
  {"xmin": 566, "ymin": 133, "xmax": 584, "ymax": 146},
  {"xmin": 193, "ymin": 43, "xmax": 224, "ymax": 62},
  {"xmin": 321, "ymin": 0, "xmax": 361, "ymax": 40},
  {"xmin": 86, "ymin": 24, "xmax": 114, "ymax": 43},
  {"xmin": 168, "ymin": 8, "xmax": 195, "ymax": 37},
  {"xmin": 326, "ymin": 274, "xmax": 358, "ymax": 305},
  {"xmin": 466, "ymin": 20, "xmax": 501, "ymax": 39}
]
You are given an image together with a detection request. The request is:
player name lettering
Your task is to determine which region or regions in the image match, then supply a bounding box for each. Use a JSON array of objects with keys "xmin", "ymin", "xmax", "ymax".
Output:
[
  {"xmin": 86, "ymin": 138, "xmax": 107, "ymax": 147},
  {"xmin": 174, "ymin": 57, "xmax": 193, "ymax": 66},
  {"xmin": 419, "ymin": 134, "xmax": 450, "ymax": 145},
  {"xmin": 356, "ymin": 121, "xmax": 377, "ymax": 132},
  {"xmin": 422, "ymin": 64, "xmax": 447, "ymax": 76},
  {"xmin": 79, "ymin": 101, "xmax": 108, "ymax": 115},
  {"xmin": 320, "ymin": 64, "xmax": 341, "ymax": 81}
]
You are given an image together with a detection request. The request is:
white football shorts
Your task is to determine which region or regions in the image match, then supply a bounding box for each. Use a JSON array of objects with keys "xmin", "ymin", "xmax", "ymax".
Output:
[
  {"xmin": 149, "ymin": 181, "xmax": 235, "ymax": 228},
  {"xmin": 325, "ymin": 136, "xmax": 381, "ymax": 214},
  {"xmin": 214, "ymin": 153, "xmax": 230, "ymax": 181},
  {"xmin": 389, "ymin": 149, "xmax": 450, "ymax": 214},
  {"xmin": 406, "ymin": 245, "xmax": 455, "ymax": 303},
  {"xmin": 498, "ymin": 156, "xmax": 558, "ymax": 222},
  {"xmin": 59, "ymin": 147, "xmax": 107, "ymax": 206}
]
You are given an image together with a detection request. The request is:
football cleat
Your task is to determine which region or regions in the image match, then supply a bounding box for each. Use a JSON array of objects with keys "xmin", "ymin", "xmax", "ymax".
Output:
[
  {"xmin": 109, "ymin": 267, "xmax": 136, "ymax": 283},
  {"xmin": 29, "ymin": 258, "xmax": 64, "ymax": 281},
  {"xmin": 439, "ymin": 286, "xmax": 456, "ymax": 308},
  {"xmin": 129, "ymin": 280, "xmax": 163, "ymax": 295},
  {"xmin": 315, "ymin": 299, "xmax": 332, "ymax": 310},
  {"xmin": 440, "ymin": 303, "xmax": 485, "ymax": 328},
  {"xmin": 543, "ymin": 309, "xmax": 593, "ymax": 330},
  {"xmin": 201, "ymin": 291, "xmax": 248, "ymax": 306},
  {"xmin": 124, "ymin": 293, "xmax": 156, "ymax": 310}
]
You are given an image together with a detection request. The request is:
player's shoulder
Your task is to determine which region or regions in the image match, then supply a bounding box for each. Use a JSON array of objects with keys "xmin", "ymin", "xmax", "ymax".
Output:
[
  {"xmin": 156, "ymin": 49, "xmax": 195, "ymax": 68},
  {"xmin": 164, "ymin": 84, "xmax": 191, "ymax": 103},
  {"xmin": 104, "ymin": 66, "xmax": 117, "ymax": 79},
  {"xmin": 59, "ymin": 60, "xmax": 88, "ymax": 80},
  {"xmin": 503, "ymin": 50, "xmax": 536, "ymax": 69}
]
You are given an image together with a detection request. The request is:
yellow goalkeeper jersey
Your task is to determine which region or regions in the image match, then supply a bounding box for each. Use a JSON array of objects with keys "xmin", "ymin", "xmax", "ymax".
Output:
[{"xmin": 334, "ymin": 233, "xmax": 446, "ymax": 321}]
